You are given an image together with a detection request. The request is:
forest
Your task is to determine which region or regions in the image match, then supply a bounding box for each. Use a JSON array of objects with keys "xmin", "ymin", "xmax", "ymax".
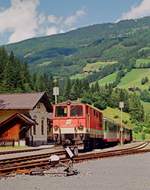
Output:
[{"xmin": 0, "ymin": 47, "xmax": 150, "ymax": 140}]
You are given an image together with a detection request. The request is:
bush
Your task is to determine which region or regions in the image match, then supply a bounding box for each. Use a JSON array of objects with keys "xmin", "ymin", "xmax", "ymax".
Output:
[
  {"xmin": 123, "ymin": 120, "xmax": 128, "ymax": 124},
  {"xmin": 141, "ymin": 77, "xmax": 149, "ymax": 85},
  {"xmin": 114, "ymin": 115, "xmax": 119, "ymax": 119},
  {"xmin": 93, "ymin": 101, "xmax": 107, "ymax": 110}
]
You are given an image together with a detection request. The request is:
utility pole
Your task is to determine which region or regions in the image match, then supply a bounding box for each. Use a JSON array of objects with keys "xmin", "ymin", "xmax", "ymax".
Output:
[
  {"xmin": 119, "ymin": 101, "xmax": 124, "ymax": 146},
  {"xmin": 53, "ymin": 87, "xmax": 59, "ymax": 104}
]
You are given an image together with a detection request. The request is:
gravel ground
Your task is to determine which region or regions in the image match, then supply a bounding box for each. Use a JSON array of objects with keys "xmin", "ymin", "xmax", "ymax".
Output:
[{"xmin": 0, "ymin": 153, "xmax": 150, "ymax": 190}]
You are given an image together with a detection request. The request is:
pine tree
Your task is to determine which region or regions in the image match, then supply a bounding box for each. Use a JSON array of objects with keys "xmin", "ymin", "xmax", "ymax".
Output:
[
  {"xmin": 129, "ymin": 93, "xmax": 144, "ymax": 122},
  {"xmin": 3, "ymin": 56, "xmax": 14, "ymax": 91},
  {"xmin": 64, "ymin": 78, "xmax": 71, "ymax": 100},
  {"xmin": 0, "ymin": 47, "xmax": 8, "ymax": 81}
]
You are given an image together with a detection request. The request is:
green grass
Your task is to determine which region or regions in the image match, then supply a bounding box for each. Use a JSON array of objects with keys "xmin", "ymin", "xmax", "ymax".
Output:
[
  {"xmin": 0, "ymin": 146, "xmax": 27, "ymax": 150},
  {"xmin": 102, "ymin": 107, "xmax": 134, "ymax": 129},
  {"xmin": 71, "ymin": 61, "xmax": 117, "ymax": 80},
  {"xmin": 91, "ymin": 72, "xmax": 117, "ymax": 86},
  {"xmin": 141, "ymin": 101, "xmax": 150, "ymax": 114},
  {"xmin": 70, "ymin": 73, "xmax": 88, "ymax": 80},
  {"xmin": 38, "ymin": 60, "xmax": 52, "ymax": 67},
  {"xmin": 135, "ymin": 58, "xmax": 150, "ymax": 68},
  {"xmin": 98, "ymin": 72, "xmax": 117, "ymax": 86},
  {"xmin": 118, "ymin": 69, "xmax": 150, "ymax": 90},
  {"xmin": 83, "ymin": 61, "xmax": 117, "ymax": 73},
  {"xmin": 133, "ymin": 132, "xmax": 150, "ymax": 141},
  {"xmin": 102, "ymin": 107, "xmax": 150, "ymax": 140}
]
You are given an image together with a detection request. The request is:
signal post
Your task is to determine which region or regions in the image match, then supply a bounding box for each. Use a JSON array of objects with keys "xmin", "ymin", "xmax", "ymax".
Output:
[{"xmin": 119, "ymin": 101, "xmax": 124, "ymax": 146}]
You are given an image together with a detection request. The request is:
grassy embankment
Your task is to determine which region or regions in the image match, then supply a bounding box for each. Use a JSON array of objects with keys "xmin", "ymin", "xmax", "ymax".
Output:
[
  {"xmin": 71, "ymin": 61, "xmax": 117, "ymax": 80},
  {"xmin": 118, "ymin": 68, "xmax": 150, "ymax": 90},
  {"xmin": 102, "ymin": 107, "xmax": 150, "ymax": 141}
]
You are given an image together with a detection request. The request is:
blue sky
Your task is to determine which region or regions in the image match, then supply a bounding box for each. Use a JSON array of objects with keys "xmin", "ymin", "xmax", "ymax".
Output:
[{"xmin": 0, "ymin": 0, "xmax": 149, "ymax": 45}]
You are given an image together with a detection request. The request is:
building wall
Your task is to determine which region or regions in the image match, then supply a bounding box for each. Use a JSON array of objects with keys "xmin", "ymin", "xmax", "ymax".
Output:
[
  {"xmin": 29, "ymin": 102, "xmax": 50, "ymax": 146},
  {"xmin": 0, "ymin": 123, "xmax": 20, "ymax": 141},
  {"xmin": 0, "ymin": 102, "xmax": 51, "ymax": 146}
]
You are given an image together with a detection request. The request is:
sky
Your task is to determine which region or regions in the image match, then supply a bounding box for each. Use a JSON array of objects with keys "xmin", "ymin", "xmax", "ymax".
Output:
[{"xmin": 0, "ymin": 0, "xmax": 150, "ymax": 45}]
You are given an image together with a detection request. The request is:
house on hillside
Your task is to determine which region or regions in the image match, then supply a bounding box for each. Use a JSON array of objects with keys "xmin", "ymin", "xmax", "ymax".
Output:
[{"xmin": 0, "ymin": 92, "xmax": 53, "ymax": 146}]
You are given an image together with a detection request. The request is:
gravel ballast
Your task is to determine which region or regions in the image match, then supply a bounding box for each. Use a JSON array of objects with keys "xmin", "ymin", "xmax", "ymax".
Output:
[{"xmin": 0, "ymin": 152, "xmax": 150, "ymax": 190}]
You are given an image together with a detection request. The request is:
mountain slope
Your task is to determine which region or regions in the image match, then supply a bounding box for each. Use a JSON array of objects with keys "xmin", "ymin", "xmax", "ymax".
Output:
[{"xmin": 4, "ymin": 16, "xmax": 150, "ymax": 77}]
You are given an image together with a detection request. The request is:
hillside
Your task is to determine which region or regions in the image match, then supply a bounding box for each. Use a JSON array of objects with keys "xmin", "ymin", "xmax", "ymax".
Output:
[
  {"xmin": 96, "ymin": 68, "xmax": 150, "ymax": 90},
  {"xmin": 4, "ymin": 16, "xmax": 150, "ymax": 78},
  {"xmin": 118, "ymin": 69, "xmax": 150, "ymax": 90},
  {"xmin": 102, "ymin": 107, "xmax": 134, "ymax": 129},
  {"xmin": 0, "ymin": 16, "xmax": 150, "ymax": 142}
]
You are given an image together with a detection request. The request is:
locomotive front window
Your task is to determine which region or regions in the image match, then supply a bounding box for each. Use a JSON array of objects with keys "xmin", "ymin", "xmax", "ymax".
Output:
[
  {"xmin": 70, "ymin": 105, "xmax": 83, "ymax": 117},
  {"xmin": 55, "ymin": 106, "xmax": 67, "ymax": 117}
]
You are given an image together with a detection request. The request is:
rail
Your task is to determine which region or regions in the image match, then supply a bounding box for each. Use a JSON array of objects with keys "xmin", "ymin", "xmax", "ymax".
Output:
[{"xmin": 0, "ymin": 142, "xmax": 149, "ymax": 177}]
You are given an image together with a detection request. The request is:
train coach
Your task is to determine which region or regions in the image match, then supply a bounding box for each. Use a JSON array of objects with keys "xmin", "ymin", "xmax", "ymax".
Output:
[{"xmin": 52, "ymin": 101, "xmax": 132, "ymax": 150}]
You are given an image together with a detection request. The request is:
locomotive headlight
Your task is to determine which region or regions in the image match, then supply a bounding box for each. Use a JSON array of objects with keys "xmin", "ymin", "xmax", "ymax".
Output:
[{"xmin": 54, "ymin": 125, "xmax": 59, "ymax": 131}]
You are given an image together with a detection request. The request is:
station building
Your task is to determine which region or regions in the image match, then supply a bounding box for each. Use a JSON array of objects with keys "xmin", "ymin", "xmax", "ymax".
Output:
[{"xmin": 0, "ymin": 92, "xmax": 53, "ymax": 146}]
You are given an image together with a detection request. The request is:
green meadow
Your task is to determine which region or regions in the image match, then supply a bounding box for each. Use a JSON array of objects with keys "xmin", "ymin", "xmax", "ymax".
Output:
[
  {"xmin": 98, "ymin": 72, "xmax": 117, "ymax": 86},
  {"xmin": 135, "ymin": 58, "xmax": 150, "ymax": 68},
  {"xmin": 102, "ymin": 107, "xmax": 134, "ymax": 129},
  {"xmin": 71, "ymin": 60, "xmax": 117, "ymax": 80},
  {"xmin": 118, "ymin": 69, "xmax": 150, "ymax": 90}
]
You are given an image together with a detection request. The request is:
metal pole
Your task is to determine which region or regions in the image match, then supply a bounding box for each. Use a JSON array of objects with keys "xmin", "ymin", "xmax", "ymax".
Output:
[
  {"xmin": 120, "ymin": 107, "xmax": 123, "ymax": 146},
  {"xmin": 55, "ymin": 95, "xmax": 57, "ymax": 104}
]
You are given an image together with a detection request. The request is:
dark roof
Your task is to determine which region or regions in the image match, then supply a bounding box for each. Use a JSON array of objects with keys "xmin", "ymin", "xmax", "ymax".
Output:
[
  {"xmin": 0, "ymin": 113, "xmax": 35, "ymax": 127},
  {"xmin": 0, "ymin": 92, "xmax": 52, "ymax": 112}
]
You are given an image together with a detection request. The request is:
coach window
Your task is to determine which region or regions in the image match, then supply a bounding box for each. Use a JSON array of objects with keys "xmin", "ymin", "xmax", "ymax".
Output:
[
  {"xmin": 70, "ymin": 105, "xmax": 83, "ymax": 117},
  {"xmin": 104, "ymin": 120, "xmax": 108, "ymax": 131},
  {"xmin": 96, "ymin": 112, "xmax": 99, "ymax": 118},
  {"xmin": 55, "ymin": 106, "xmax": 68, "ymax": 117}
]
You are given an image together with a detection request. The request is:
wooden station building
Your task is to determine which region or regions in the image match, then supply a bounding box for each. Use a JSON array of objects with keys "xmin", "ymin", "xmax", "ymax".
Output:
[{"xmin": 0, "ymin": 92, "xmax": 53, "ymax": 146}]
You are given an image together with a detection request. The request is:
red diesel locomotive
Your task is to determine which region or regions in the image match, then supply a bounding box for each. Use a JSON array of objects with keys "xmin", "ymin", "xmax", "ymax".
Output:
[{"xmin": 53, "ymin": 101, "xmax": 132, "ymax": 150}]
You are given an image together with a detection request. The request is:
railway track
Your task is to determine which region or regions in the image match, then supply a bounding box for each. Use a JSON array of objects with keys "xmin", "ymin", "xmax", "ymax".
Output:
[
  {"xmin": 0, "ymin": 142, "xmax": 149, "ymax": 177},
  {"xmin": 0, "ymin": 145, "xmax": 57, "ymax": 155},
  {"xmin": 74, "ymin": 141, "xmax": 149, "ymax": 162}
]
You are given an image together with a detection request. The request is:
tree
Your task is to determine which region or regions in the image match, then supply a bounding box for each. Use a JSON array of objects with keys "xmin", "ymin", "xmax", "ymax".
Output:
[
  {"xmin": 129, "ymin": 93, "xmax": 144, "ymax": 122},
  {"xmin": 141, "ymin": 77, "xmax": 149, "ymax": 85},
  {"xmin": 64, "ymin": 78, "xmax": 72, "ymax": 100},
  {"xmin": 140, "ymin": 90, "xmax": 150, "ymax": 102},
  {"xmin": 93, "ymin": 100, "xmax": 107, "ymax": 110}
]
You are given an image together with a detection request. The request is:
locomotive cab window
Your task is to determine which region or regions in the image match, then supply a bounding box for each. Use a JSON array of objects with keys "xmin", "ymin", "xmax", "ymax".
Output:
[
  {"xmin": 55, "ymin": 106, "xmax": 67, "ymax": 117},
  {"xmin": 70, "ymin": 105, "xmax": 83, "ymax": 117}
]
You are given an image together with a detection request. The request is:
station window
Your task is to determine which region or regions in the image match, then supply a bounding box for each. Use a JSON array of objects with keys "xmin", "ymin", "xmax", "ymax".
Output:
[
  {"xmin": 30, "ymin": 127, "xmax": 32, "ymax": 136},
  {"xmin": 47, "ymin": 118, "xmax": 52, "ymax": 132},
  {"xmin": 33, "ymin": 125, "xmax": 36, "ymax": 135},
  {"xmin": 70, "ymin": 105, "xmax": 83, "ymax": 117},
  {"xmin": 41, "ymin": 119, "xmax": 44, "ymax": 135},
  {"xmin": 55, "ymin": 106, "xmax": 67, "ymax": 117}
]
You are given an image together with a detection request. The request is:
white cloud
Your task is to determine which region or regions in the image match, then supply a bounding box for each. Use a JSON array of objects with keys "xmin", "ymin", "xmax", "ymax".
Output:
[
  {"xmin": 0, "ymin": 0, "xmax": 40, "ymax": 43},
  {"xmin": 64, "ymin": 9, "xmax": 86, "ymax": 27},
  {"xmin": 46, "ymin": 9, "xmax": 86, "ymax": 36},
  {"xmin": 47, "ymin": 15, "xmax": 63, "ymax": 24},
  {"xmin": 38, "ymin": 13, "xmax": 46, "ymax": 25},
  {"xmin": 0, "ymin": 0, "xmax": 86, "ymax": 44},
  {"xmin": 46, "ymin": 26, "xmax": 58, "ymax": 35},
  {"xmin": 120, "ymin": 0, "xmax": 150, "ymax": 20}
]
